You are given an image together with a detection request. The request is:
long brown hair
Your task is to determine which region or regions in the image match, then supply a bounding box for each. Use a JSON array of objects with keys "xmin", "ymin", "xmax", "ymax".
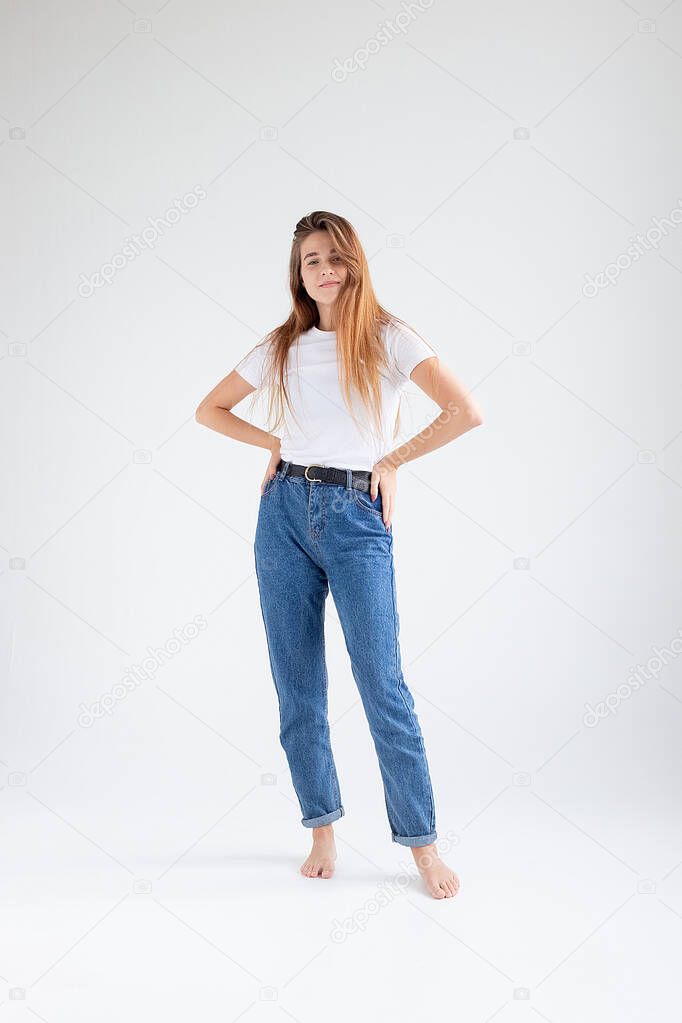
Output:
[{"xmin": 241, "ymin": 211, "xmax": 438, "ymax": 444}]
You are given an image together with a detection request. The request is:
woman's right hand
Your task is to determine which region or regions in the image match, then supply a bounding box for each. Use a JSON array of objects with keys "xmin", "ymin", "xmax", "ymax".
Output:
[{"xmin": 260, "ymin": 447, "xmax": 281, "ymax": 496}]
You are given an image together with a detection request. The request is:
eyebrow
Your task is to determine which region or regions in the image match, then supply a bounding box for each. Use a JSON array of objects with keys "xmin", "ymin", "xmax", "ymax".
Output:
[{"xmin": 302, "ymin": 248, "xmax": 338, "ymax": 260}]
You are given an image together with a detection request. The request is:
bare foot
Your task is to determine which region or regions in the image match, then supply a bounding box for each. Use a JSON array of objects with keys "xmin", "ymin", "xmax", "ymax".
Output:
[
  {"xmin": 300, "ymin": 823, "xmax": 337, "ymax": 879},
  {"xmin": 411, "ymin": 843, "xmax": 460, "ymax": 899}
]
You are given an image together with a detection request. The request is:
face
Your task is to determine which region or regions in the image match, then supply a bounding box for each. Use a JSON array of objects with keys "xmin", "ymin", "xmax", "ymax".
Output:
[{"xmin": 299, "ymin": 230, "xmax": 347, "ymax": 308}]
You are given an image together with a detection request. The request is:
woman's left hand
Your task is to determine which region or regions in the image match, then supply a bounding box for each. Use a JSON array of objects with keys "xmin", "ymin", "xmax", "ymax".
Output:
[{"xmin": 371, "ymin": 460, "xmax": 397, "ymax": 530}]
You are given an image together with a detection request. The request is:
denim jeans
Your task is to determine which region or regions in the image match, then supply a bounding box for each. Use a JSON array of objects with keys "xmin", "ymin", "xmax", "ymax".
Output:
[{"xmin": 253, "ymin": 460, "xmax": 437, "ymax": 848}]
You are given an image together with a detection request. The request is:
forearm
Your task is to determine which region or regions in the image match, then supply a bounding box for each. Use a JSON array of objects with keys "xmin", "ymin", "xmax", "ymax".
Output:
[
  {"xmin": 379, "ymin": 400, "xmax": 483, "ymax": 470},
  {"xmin": 196, "ymin": 404, "xmax": 280, "ymax": 453}
]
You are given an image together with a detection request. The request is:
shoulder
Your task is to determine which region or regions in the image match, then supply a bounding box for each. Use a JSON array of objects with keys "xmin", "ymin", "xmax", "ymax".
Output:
[
  {"xmin": 234, "ymin": 333, "xmax": 274, "ymax": 388},
  {"xmin": 381, "ymin": 318, "xmax": 437, "ymax": 383}
]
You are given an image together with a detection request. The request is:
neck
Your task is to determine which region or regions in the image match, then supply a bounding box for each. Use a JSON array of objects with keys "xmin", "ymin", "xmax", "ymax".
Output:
[{"xmin": 317, "ymin": 308, "xmax": 335, "ymax": 331}]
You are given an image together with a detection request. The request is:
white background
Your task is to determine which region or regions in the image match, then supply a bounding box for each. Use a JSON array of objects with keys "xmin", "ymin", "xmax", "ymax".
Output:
[{"xmin": 1, "ymin": 0, "xmax": 682, "ymax": 1019}]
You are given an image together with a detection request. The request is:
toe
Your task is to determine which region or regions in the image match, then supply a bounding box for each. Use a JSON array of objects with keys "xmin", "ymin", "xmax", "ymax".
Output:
[{"xmin": 430, "ymin": 884, "xmax": 445, "ymax": 899}]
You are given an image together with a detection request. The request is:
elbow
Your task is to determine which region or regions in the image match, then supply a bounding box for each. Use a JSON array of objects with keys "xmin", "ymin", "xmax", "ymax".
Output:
[
  {"xmin": 446, "ymin": 397, "xmax": 483, "ymax": 430},
  {"xmin": 196, "ymin": 402, "xmax": 235, "ymax": 425},
  {"xmin": 466, "ymin": 404, "xmax": 484, "ymax": 429}
]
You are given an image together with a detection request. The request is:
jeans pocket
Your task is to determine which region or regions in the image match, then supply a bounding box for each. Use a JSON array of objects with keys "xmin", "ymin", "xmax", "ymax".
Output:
[
  {"xmin": 350, "ymin": 486, "xmax": 383, "ymax": 518},
  {"xmin": 261, "ymin": 470, "xmax": 283, "ymax": 499}
]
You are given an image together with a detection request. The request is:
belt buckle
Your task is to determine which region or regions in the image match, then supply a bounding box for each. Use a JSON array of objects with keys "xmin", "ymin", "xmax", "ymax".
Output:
[{"xmin": 304, "ymin": 463, "xmax": 324, "ymax": 482}]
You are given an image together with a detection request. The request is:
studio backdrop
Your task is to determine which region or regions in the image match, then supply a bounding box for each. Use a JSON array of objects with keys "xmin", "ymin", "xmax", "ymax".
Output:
[{"xmin": 1, "ymin": 1, "xmax": 681, "ymax": 1020}]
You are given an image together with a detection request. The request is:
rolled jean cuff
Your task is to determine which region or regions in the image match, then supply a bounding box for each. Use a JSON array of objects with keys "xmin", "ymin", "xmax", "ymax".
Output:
[
  {"xmin": 302, "ymin": 807, "xmax": 344, "ymax": 828},
  {"xmin": 392, "ymin": 830, "xmax": 437, "ymax": 847}
]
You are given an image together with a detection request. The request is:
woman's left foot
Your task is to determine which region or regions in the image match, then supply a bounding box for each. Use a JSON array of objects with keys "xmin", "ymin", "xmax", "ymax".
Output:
[{"xmin": 411, "ymin": 843, "xmax": 460, "ymax": 899}]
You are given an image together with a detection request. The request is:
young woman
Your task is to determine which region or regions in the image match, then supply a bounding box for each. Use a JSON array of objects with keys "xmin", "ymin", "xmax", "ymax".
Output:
[{"xmin": 196, "ymin": 211, "xmax": 483, "ymax": 900}]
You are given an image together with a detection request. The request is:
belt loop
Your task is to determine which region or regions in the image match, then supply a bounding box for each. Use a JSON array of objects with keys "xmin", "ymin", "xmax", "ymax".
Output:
[
  {"xmin": 282, "ymin": 460, "xmax": 291, "ymax": 479},
  {"xmin": 345, "ymin": 468, "xmax": 352, "ymax": 491}
]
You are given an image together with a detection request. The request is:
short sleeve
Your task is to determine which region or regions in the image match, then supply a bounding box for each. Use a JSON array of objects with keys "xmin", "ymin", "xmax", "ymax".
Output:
[
  {"xmin": 234, "ymin": 338, "xmax": 271, "ymax": 390},
  {"xmin": 386, "ymin": 321, "xmax": 436, "ymax": 383}
]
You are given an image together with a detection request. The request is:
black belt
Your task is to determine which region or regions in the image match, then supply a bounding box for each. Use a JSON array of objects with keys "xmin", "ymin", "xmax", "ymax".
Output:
[{"xmin": 277, "ymin": 459, "xmax": 372, "ymax": 493}]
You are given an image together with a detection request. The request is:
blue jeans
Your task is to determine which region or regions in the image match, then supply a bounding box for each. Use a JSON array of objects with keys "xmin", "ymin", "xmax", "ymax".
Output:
[{"xmin": 254, "ymin": 460, "xmax": 437, "ymax": 848}]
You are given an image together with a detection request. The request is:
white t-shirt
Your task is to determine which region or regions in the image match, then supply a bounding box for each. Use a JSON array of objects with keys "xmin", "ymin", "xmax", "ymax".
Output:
[{"xmin": 234, "ymin": 320, "xmax": 436, "ymax": 471}]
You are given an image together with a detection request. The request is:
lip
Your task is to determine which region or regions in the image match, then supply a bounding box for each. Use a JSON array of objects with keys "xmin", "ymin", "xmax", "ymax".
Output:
[{"xmin": 319, "ymin": 281, "xmax": 340, "ymax": 288}]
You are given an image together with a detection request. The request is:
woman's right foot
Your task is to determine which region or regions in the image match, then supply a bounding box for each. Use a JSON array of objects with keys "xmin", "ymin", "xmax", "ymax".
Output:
[{"xmin": 300, "ymin": 823, "xmax": 337, "ymax": 879}]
